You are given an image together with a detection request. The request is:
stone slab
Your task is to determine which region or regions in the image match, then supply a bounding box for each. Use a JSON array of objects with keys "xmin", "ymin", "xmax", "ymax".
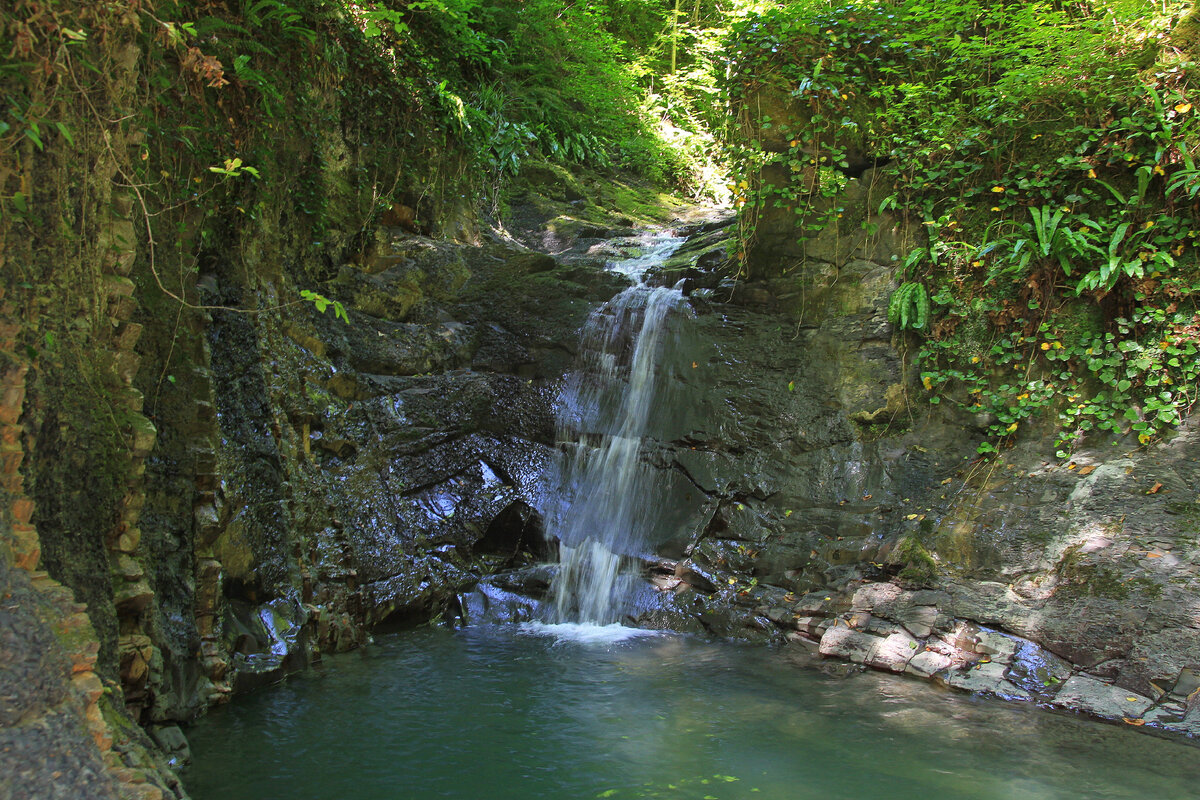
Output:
[{"xmin": 1051, "ymin": 674, "xmax": 1154, "ymax": 719}]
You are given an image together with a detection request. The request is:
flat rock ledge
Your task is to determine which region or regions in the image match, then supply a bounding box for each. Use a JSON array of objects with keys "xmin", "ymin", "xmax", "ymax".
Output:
[{"xmin": 777, "ymin": 581, "xmax": 1200, "ymax": 739}]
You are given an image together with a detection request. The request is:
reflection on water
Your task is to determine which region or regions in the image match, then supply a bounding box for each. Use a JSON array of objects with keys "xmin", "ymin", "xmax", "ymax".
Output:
[{"xmin": 185, "ymin": 628, "xmax": 1199, "ymax": 800}]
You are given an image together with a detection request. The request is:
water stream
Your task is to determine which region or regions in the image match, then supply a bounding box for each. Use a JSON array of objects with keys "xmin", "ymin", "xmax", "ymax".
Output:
[{"xmin": 540, "ymin": 233, "xmax": 687, "ymax": 628}]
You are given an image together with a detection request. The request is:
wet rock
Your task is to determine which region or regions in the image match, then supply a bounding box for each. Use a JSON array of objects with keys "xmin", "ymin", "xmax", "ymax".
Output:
[
  {"xmin": 864, "ymin": 631, "xmax": 920, "ymax": 673},
  {"xmin": 627, "ymin": 586, "xmax": 710, "ymax": 635},
  {"xmin": 676, "ymin": 559, "xmax": 720, "ymax": 593},
  {"xmin": 1171, "ymin": 667, "xmax": 1200, "ymax": 700},
  {"xmin": 851, "ymin": 582, "xmax": 902, "ymax": 611},
  {"xmin": 488, "ymin": 564, "xmax": 556, "ymax": 597},
  {"xmin": 791, "ymin": 615, "xmax": 828, "ymax": 637},
  {"xmin": 941, "ymin": 661, "xmax": 1032, "ymax": 701},
  {"xmin": 818, "ymin": 625, "xmax": 878, "ymax": 663},
  {"xmin": 1005, "ymin": 639, "xmax": 1073, "ymax": 697},
  {"xmin": 687, "ymin": 594, "xmax": 783, "ymax": 642},
  {"xmin": 891, "ymin": 605, "xmax": 938, "ymax": 638},
  {"xmin": 1051, "ymin": 674, "xmax": 1154, "ymax": 719},
  {"xmin": 974, "ymin": 629, "xmax": 1021, "ymax": 659},
  {"xmin": 819, "ymin": 660, "xmax": 867, "ymax": 679},
  {"xmin": 459, "ymin": 581, "xmax": 545, "ymax": 625},
  {"xmin": 147, "ymin": 725, "xmax": 190, "ymax": 767},
  {"xmin": 906, "ymin": 649, "xmax": 953, "ymax": 678}
]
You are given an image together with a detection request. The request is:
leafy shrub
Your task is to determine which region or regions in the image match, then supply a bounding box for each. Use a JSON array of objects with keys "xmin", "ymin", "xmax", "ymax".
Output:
[{"xmin": 722, "ymin": 0, "xmax": 1200, "ymax": 454}]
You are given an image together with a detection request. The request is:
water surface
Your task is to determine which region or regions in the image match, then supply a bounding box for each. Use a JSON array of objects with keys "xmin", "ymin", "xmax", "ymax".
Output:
[{"xmin": 185, "ymin": 627, "xmax": 1199, "ymax": 799}]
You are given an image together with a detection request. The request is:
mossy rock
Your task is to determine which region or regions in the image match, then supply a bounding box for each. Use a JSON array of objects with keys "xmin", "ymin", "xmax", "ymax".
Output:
[
  {"xmin": 890, "ymin": 534, "xmax": 939, "ymax": 586},
  {"xmin": 519, "ymin": 160, "xmax": 586, "ymax": 202}
]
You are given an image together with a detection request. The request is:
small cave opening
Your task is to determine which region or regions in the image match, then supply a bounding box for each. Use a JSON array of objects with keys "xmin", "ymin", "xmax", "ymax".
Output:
[
  {"xmin": 222, "ymin": 576, "xmax": 263, "ymax": 605},
  {"xmin": 374, "ymin": 600, "xmax": 439, "ymax": 634},
  {"xmin": 474, "ymin": 501, "xmax": 549, "ymax": 566}
]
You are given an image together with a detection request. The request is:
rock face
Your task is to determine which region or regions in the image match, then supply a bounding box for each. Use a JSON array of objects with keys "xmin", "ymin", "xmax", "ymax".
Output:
[
  {"xmin": 4, "ymin": 150, "xmax": 1198, "ymax": 800},
  {"xmin": 585, "ymin": 154, "xmax": 1200, "ymax": 742},
  {"xmin": 131, "ymin": 221, "xmax": 630, "ymax": 720}
]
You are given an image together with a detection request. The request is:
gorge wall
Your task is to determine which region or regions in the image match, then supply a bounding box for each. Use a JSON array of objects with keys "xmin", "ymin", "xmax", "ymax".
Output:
[{"xmin": 4, "ymin": 4, "xmax": 1200, "ymax": 797}]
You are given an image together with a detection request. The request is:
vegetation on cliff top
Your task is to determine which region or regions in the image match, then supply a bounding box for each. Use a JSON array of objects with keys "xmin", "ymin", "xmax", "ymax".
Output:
[
  {"xmin": 4, "ymin": 1, "xmax": 1200, "ymax": 459},
  {"xmin": 724, "ymin": 1, "xmax": 1200, "ymax": 456}
]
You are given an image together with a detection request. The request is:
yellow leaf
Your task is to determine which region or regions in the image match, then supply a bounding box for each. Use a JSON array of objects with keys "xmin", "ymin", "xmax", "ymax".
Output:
[
  {"xmin": 1087, "ymin": 168, "xmax": 1097, "ymax": 178},
  {"xmin": 991, "ymin": 186, "xmax": 1006, "ymax": 193},
  {"xmin": 1175, "ymin": 103, "xmax": 1193, "ymax": 114}
]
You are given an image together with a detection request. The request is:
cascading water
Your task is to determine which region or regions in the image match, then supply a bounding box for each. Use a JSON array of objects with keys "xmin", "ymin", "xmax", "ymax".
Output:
[{"xmin": 541, "ymin": 233, "xmax": 688, "ymax": 626}]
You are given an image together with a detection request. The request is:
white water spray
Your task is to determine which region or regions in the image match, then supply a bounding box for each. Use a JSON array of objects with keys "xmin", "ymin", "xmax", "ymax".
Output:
[{"xmin": 542, "ymin": 233, "xmax": 687, "ymax": 626}]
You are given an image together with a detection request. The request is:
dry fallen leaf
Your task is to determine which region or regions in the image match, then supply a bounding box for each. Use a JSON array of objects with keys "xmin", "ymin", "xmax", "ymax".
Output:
[
  {"xmin": 1146, "ymin": 552, "xmax": 1162, "ymax": 558},
  {"xmin": 1122, "ymin": 717, "xmax": 1146, "ymax": 726},
  {"xmin": 1147, "ymin": 482, "xmax": 1163, "ymax": 494},
  {"xmin": 1078, "ymin": 465, "xmax": 1096, "ymax": 476}
]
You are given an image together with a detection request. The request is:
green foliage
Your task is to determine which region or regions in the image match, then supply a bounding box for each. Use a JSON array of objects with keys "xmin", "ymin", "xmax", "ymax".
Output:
[
  {"xmin": 919, "ymin": 301, "xmax": 1200, "ymax": 455},
  {"xmin": 300, "ymin": 289, "xmax": 349, "ymax": 323},
  {"xmin": 887, "ymin": 281, "xmax": 929, "ymax": 331},
  {"xmin": 723, "ymin": 0, "xmax": 1200, "ymax": 455}
]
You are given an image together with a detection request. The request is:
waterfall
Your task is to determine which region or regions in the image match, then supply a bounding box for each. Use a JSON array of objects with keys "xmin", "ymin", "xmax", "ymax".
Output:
[{"xmin": 543, "ymin": 233, "xmax": 686, "ymax": 625}]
